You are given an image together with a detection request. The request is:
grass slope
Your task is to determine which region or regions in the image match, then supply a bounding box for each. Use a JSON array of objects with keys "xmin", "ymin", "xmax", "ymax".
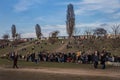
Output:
[{"xmin": 0, "ymin": 38, "xmax": 120, "ymax": 56}]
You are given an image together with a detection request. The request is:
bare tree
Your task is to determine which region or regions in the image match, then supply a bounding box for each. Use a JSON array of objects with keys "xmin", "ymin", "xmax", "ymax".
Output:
[
  {"xmin": 84, "ymin": 27, "xmax": 93, "ymax": 38},
  {"xmin": 74, "ymin": 27, "xmax": 81, "ymax": 36},
  {"xmin": 49, "ymin": 30, "xmax": 60, "ymax": 44},
  {"xmin": 66, "ymin": 4, "xmax": 75, "ymax": 38},
  {"xmin": 35, "ymin": 24, "xmax": 42, "ymax": 39},
  {"xmin": 93, "ymin": 28, "xmax": 107, "ymax": 37},
  {"xmin": 51, "ymin": 30, "xmax": 59, "ymax": 38},
  {"xmin": 111, "ymin": 24, "xmax": 120, "ymax": 38},
  {"xmin": 16, "ymin": 33, "xmax": 21, "ymax": 40},
  {"xmin": 2, "ymin": 34, "xmax": 9, "ymax": 40},
  {"xmin": 11, "ymin": 24, "xmax": 16, "ymax": 40}
]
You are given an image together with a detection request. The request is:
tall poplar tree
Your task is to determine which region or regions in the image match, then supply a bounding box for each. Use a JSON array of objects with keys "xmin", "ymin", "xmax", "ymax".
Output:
[
  {"xmin": 66, "ymin": 4, "xmax": 75, "ymax": 38},
  {"xmin": 35, "ymin": 24, "xmax": 42, "ymax": 39}
]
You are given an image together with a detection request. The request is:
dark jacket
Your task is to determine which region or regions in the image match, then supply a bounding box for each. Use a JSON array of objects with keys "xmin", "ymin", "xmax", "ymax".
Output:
[
  {"xmin": 100, "ymin": 55, "xmax": 106, "ymax": 64},
  {"xmin": 93, "ymin": 55, "xmax": 99, "ymax": 62}
]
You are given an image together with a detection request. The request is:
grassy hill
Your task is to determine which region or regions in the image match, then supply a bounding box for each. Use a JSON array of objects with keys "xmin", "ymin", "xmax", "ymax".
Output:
[{"xmin": 0, "ymin": 38, "xmax": 120, "ymax": 56}]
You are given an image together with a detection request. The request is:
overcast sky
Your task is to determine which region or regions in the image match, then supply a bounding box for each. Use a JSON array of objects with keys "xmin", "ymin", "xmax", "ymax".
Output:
[{"xmin": 0, "ymin": 0, "xmax": 120, "ymax": 38}]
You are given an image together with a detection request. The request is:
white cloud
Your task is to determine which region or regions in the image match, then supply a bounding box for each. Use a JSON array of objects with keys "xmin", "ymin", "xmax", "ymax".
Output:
[
  {"xmin": 56, "ymin": 0, "xmax": 120, "ymax": 21},
  {"xmin": 42, "ymin": 24, "xmax": 65, "ymax": 30},
  {"xmin": 21, "ymin": 32, "xmax": 36, "ymax": 38},
  {"xmin": 14, "ymin": 0, "xmax": 41, "ymax": 12},
  {"xmin": 72, "ymin": 0, "xmax": 120, "ymax": 15},
  {"xmin": 111, "ymin": 12, "xmax": 120, "ymax": 19},
  {"xmin": 42, "ymin": 24, "xmax": 67, "ymax": 36},
  {"xmin": 34, "ymin": 17, "xmax": 45, "ymax": 22},
  {"xmin": 19, "ymin": 22, "xmax": 120, "ymax": 38},
  {"xmin": 21, "ymin": 24, "xmax": 67, "ymax": 38}
]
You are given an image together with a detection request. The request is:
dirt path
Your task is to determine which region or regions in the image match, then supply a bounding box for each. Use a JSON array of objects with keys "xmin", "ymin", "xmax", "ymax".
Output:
[
  {"xmin": 55, "ymin": 41, "xmax": 69, "ymax": 52},
  {"xmin": 0, "ymin": 67, "xmax": 120, "ymax": 78},
  {"xmin": 55, "ymin": 37, "xmax": 73, "ymax": 52},
  {"xmin": 15, "ymin": 43, "xmax": 34, "ymax": 51}
]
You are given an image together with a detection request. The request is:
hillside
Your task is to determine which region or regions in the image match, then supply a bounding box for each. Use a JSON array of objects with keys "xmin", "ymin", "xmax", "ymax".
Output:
[{"xmin": 0, "ymin": 38, "xmax": 120, "ymax": 56}]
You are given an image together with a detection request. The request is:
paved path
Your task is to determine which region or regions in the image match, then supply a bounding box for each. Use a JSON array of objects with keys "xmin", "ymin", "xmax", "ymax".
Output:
[{"xmin": 0, "ymin": 67, "xmax": 120, "ymax": 78}]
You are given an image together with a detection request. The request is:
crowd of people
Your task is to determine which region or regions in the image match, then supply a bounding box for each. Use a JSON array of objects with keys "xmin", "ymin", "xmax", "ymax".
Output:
[{"xmin": 8, "ymin": 49, "xmax": 120, "ymax": 69}]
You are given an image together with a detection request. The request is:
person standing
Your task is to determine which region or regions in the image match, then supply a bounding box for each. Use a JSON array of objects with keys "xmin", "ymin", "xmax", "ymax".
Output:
[
  {"xmin": 13, "ymin": 51, "xmax": 19, "ymax": 68},
  {"xmin": 35, "ymin": 52, "xmax": 39, "ymax": 64},
  {"xmin": 100, "ymin": 53, "xmax": 106, "ymax": 69},
  {"xmin": 93, "ymin": 51, "xmax": 99, "ymax": 69}
]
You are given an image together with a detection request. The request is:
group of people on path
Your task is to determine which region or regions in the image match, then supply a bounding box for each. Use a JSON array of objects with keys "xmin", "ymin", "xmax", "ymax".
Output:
[{"xmin": 8, "ymin": 48, "xmax": 118, "ymax": 69}]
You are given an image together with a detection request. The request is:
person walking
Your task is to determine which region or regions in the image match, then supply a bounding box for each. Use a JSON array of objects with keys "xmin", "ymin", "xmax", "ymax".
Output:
[{"xmin": 13, "ymin": 51, "xmax": 19, "ymax": 68}]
